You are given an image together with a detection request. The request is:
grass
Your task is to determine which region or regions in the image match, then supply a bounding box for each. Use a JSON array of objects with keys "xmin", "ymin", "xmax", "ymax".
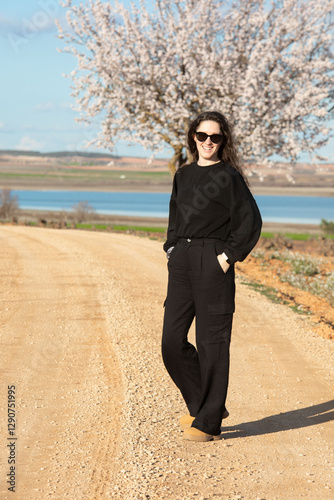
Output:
[
  {"xmin": 75, "ymin": 223, "xmax": 166, "ymax": 233},
  {"xmin": 282, "ymin": 233, "xmax": 312, "ymax": 241},
  {"xmin": 0, "ymin": 170, "xmax": 172, "ymax": 182},
  {"xmin": 112, "ymin": 224, "xmax": 166, "ymax": 233},
  {"xmin": 261, "ymin": 232, "xmax": 313, "ymax": 240},
  {"xmin": 241, "ymin": 281, "xmax": 289, "ymax": 305},
  {"xmin": 0, "ymin": 173, "xmax": 58, "ymax": 179},
  {"xmin": 4, "ymin": 219, "xmax": 167, "ymax": 235},
  {"xmin": 76, "ymin": 223, "xmax": 109, "ymax": 230},
  {"xmin": 241, "ymin": 280, "xmax": 311, "ymax": 315},
  {"xmin": 261, "ymin": 232, "xmax": 309, "ymax": 241},
  {"xmin": 261, "ymin": 232, "xmax": 334, "ymax": 240}
]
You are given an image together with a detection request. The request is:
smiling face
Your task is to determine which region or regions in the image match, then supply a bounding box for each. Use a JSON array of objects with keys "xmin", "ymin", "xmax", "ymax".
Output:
[{"xmin": 194, "ymin": 120, "xmax": 223, "ymax": 166}]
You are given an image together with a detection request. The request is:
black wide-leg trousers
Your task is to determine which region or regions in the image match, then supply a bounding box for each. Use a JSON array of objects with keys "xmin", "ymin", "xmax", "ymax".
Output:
[{"xmin": 162, "ymin": 238, "xmax": 235, "ymax": 436}]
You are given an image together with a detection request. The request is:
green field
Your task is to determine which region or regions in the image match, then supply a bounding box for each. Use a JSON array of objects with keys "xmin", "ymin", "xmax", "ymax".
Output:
[{"xmin": 0, "ymin": 169, "xmax": 172, "ymax": 184}]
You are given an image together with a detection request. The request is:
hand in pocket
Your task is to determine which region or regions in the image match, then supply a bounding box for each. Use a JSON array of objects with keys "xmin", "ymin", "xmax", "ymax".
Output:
[{"xmin": 217, "ymin": 254, "xmax": 230, "ymax": 273}]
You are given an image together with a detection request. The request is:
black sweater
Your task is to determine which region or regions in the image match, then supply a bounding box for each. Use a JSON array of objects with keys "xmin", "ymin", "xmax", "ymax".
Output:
[{"xmin": 163, "ymin": 161, "xmax": 262, "ymax": 264}]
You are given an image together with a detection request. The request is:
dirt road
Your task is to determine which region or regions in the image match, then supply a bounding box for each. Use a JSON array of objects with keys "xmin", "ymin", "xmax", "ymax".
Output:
[{"xmin": 0, "ymin": 226, "xmax": 333, "ymax": 500}]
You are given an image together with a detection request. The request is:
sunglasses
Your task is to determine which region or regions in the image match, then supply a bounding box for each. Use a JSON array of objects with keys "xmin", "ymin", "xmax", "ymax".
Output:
[{"xmin": 195, "ymin": 131, "xmax": 224, "ymax": 144}]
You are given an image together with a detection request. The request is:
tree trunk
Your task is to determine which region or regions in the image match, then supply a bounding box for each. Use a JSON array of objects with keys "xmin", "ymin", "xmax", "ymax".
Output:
[{"xmin": 167, "ymin": 145, "xmax": 190, "ymax": 175}]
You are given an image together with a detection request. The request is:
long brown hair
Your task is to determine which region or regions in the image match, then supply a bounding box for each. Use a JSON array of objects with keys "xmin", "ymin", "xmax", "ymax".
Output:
[{"xmin": 187, "ymin": 111, "xmax": 248, "ymax": 183}]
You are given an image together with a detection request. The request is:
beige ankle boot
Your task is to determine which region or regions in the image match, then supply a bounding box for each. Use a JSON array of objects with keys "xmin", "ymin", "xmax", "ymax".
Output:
[{"xmin": 179, "ymin": 409, "xmax": 229, "ymax": 430}]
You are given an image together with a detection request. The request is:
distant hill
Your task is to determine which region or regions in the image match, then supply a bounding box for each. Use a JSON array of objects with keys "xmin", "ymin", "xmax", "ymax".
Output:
[
  {"xmin": 0, "ymin": 149, "xmax": 170, "ymax": 171},
  {"xmin": 0, "ymin": 150, "xmax": 118, "ymax": 159}
]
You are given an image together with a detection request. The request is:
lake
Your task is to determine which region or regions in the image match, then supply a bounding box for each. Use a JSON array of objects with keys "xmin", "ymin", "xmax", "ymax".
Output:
[{"xmin": 12, "ymin": 190, "xmax": 334, "ymax": 225}]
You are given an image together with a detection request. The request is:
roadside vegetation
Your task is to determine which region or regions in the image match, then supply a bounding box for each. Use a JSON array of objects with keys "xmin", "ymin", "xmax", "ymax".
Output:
[
  {"xmin": 0, "ymin": 188, "xmax": 19, "ymax": 220},
  {"xmin": 239, "ymin": 242, "xmax": 334, "ymax": 339},
  {"xmin": 71, "ymin": 201, "xmax": 96, "ymax": 224},
  {"xmin": 320, "ymin": 218, "xmax": 334, "ymax": 235},
  {"xmin": 252, "ymin": 249, "xmax": 334, "ymax": 307}
]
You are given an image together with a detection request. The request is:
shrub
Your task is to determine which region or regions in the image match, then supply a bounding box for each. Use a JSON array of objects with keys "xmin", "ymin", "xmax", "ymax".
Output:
[
  {"xmin": 71, "ymin": 201, "xmax": 96, "ymax": 223},
  {"xmin": 0, "ymin": 189, "xmax": 19, "ymax": 220},
  {"xmin": 309, "ymin": 272, "xmax": 334, "ymax": 306},
  {"xmin": 289, "ymin": 254, "xmax": 320, "ymax": 276},
  {"xmin": 270, "ymin": 250, "xmax": 321, "ymax": 276},
  {"xmin": 320, "ymin": 219, "xmax": 334, "ymax": 235}
]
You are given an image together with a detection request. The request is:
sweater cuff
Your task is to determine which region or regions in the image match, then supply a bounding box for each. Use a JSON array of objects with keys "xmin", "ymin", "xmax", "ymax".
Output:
[
  {"xmin": 166, "ymin": 246, "xmax": 175, "ymax": 259},
  {"xmin": 222, "ymin": 250, "xmax": 234, "ymax": 265}
]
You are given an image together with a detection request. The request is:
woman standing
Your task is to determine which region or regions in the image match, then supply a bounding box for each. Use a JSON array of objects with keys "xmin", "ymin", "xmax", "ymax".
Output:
[{"xmin": 162, "ymin": 111, "xmax": 262, "ymax": 442}]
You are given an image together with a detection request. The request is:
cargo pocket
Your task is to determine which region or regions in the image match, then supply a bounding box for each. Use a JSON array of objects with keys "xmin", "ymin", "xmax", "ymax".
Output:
[{"xmin": 208, "ymin": 301, "xmax": 235, "ymax": 315}]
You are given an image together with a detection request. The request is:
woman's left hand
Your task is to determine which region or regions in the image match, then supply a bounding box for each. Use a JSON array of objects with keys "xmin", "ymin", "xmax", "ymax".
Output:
[{"xmin": 217, "ymin": 254, "xmax": 230, "ymax": 273}]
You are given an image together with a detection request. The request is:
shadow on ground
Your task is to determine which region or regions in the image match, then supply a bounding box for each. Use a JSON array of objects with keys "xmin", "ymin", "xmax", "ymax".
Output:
[{"xmin": 222, "ymin": 399, "xmax": 334, "ymax": 438}]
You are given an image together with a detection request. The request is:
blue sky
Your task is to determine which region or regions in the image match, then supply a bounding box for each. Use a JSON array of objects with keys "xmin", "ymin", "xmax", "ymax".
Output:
[
  {"xmin": 0, "ymin": 0, "xmax": 333, "ymax": 161},
  {"xmin": 0, "ymin": 0, "xmax": 157, "ymax": 158}
]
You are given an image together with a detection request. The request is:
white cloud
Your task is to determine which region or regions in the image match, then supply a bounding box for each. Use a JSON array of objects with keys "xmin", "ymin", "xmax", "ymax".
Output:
[
  {"xmin": 0, "ymin": 15, "xmax": 17, "ymax": 35},
  {"xmin": 34, "ymin": 101, "xmax": 75, "ymax": 112},
  {"xmin": 35, "ymin": 101, "xmax": 56, "ymax": 111},
  {"xmin": 59, "ymin": 101, "xmax": 73, "ymax": 110},
  {"xmin": 1, "ymin": 3, "xmax": 65, "ymax": 53},
  {"xmin": 0, "ymin": 15, "xmax": 57, "ymax": 38},
  {"xmin": 16, "ymin": 136, "xmax": 43, "ymax": 151}
]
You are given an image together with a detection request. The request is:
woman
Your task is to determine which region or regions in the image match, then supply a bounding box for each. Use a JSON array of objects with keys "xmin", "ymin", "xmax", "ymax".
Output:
[{"xmin": 162, "ymin": 111, "xmax": 262, "ymax": 442}]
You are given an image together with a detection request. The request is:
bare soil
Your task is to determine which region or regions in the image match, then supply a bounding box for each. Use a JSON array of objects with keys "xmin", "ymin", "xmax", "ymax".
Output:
[
  {"xmin": 0, "ymin": 226, "xmax": 333, "ymax": 499},
  {"xmin": 236, "ymin": 237, "xmax": 334, "ymax": 340}
]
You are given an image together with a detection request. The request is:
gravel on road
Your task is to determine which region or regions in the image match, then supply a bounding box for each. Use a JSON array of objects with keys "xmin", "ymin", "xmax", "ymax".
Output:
[{"xmin": 0, "ymin": 226, "xmax": 333, "ymax": 499}]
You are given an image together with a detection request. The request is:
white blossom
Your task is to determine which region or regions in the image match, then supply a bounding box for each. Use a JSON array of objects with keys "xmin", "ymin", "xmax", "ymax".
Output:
[{"xmin": 57, "ymin": 0, "xmax": 334, "ymax": 171}]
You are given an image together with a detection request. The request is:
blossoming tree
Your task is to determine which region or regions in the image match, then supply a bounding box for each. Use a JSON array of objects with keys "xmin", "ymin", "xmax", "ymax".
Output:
[{"xmin": 57, "ymin": 0, "xmax": 334, "ymax": 172}]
